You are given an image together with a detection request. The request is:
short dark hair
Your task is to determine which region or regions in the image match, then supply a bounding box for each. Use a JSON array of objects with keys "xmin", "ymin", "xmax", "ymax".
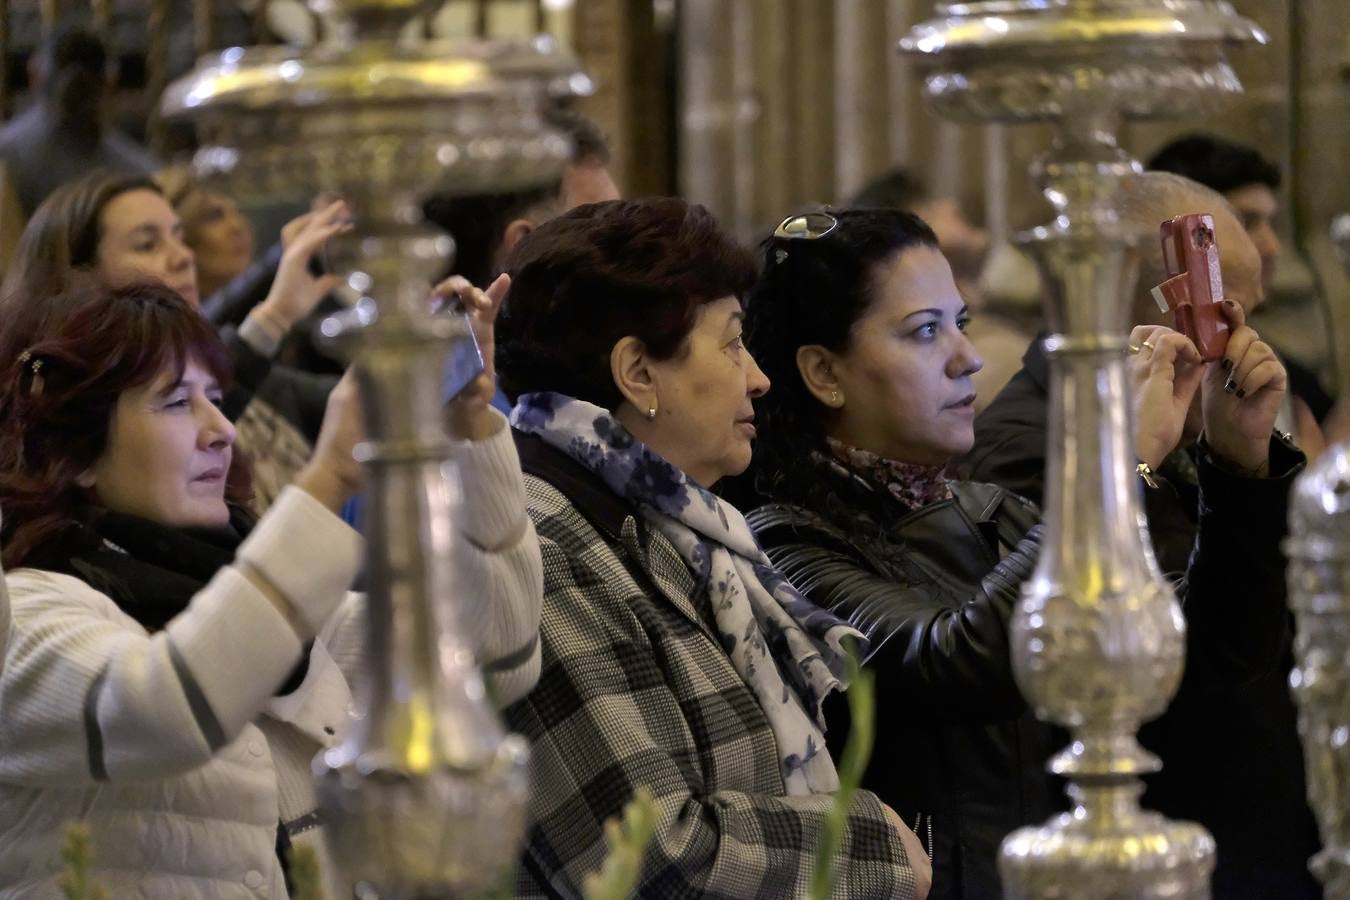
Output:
[
  {"xmin": 846, "ymin": 168, "xmax": 928, "ymax": 211},
  {"xmin": 496, "ymin": 197, "xmax": 756, "ymax": 410},
  {"xmin": 422, "ymin": 106, "xmax": 612, "ymax": 286},
  {"xmin": 739, "ymin": 208, "xmax": 938, "ymax": 507},
  {"xmin": 1146, "ymin": 133, "xmax": 1281, "ymax": 195}
]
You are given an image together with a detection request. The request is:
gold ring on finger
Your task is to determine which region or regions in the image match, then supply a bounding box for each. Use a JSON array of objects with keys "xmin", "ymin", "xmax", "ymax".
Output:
[
  {"xmin": 1128, "ymin": 342, "xmax": 1142, "ymax": 354},
  {"xmin": 1141, "ymin": 339, "xmax": 1156, "ymax": 353}
]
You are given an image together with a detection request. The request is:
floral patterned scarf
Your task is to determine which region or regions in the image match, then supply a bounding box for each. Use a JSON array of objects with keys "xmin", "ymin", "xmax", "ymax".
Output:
[
  {"xmin": 512, "ymin": 391, "xmax": 863, "ymax": 795},
  {"xmin": 825, "ymin": 437, "xmax": 953, "ymax": 510}
]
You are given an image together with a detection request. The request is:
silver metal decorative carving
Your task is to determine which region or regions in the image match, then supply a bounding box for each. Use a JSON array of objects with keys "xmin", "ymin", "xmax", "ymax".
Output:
[
  {"xmin": 903, "ymin": 3, "xmax": 1265, "ymax": 897},
  {"xmin": 162, "ymin": 2, "xmax": 591, "ymax": 895},
  {"xmin": 1284, "ymin": 219, "xmax": 1350, "ymax": 898}
]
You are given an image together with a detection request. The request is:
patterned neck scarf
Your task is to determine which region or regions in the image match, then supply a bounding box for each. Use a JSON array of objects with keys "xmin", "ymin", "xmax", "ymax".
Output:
[
  {"xmin": 512, "ymin": 392, "xmax": 862, "ymax": 795},
  {"xmin": 826, "ymin": 437, "xmax": 953, "ymax": 510}
]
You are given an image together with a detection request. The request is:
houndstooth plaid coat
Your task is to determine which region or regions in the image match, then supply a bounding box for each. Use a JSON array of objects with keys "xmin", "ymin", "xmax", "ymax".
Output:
[{"xmin": 505, "ymin": 434, "xmax": 918, "ymax": 899}]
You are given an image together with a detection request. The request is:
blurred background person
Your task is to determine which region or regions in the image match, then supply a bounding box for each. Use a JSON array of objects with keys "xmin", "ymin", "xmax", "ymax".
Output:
[{"xmin": 0, "ymin": 24, "xmax": 157, "ymax": 272}]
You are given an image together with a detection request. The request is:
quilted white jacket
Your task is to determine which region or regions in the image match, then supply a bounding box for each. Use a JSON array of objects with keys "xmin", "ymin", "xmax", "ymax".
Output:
[{"xmin": 0, "ymin": 417, "xmax": 543, "ymax": 899}]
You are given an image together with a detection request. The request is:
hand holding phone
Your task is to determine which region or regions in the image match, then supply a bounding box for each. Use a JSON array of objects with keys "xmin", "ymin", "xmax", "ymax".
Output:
[
  {"xmin": 435, "ymin": 274, "xmax": 510, "ymax": 442},
  {"xmin": 1151, "ymin": 213, "xmax": 1229, "ymax": 362}
]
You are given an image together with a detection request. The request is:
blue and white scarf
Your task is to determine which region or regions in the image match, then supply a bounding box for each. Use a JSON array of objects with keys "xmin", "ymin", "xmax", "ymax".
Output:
[{"xmin": 512, "ymin": 391, "xmax": 864, "ymax": 795}]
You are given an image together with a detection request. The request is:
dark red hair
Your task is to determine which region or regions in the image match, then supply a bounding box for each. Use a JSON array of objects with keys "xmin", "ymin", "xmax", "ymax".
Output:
[{"xmin": 0, "ymin": 279, "xmax": 249, "ymax": 569}]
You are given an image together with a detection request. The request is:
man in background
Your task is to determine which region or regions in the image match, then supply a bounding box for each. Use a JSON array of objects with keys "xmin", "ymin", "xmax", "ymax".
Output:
[{"xmin": 423, "ymin": 106, "xmax": 620, "ymax": 289}]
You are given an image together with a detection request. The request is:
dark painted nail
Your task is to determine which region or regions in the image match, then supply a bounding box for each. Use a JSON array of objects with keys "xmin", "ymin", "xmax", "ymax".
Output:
[
  {"xmin": 1221, "ymin": 358, "xmax": 1234, "ymax": 372},
  {"xmin": 1236, "ymin": 387, "xmax": 1246, "ymax": 399},
  {"xmin": 1224, "ymin": 378, "xmax": 1237, "ymax": 394},
  {"xmin": 1223, "ymin": 299, "xmax": 1238, "ymax": 308}
]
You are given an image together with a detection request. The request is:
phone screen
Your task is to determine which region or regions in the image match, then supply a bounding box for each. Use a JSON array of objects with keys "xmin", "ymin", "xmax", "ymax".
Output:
[{"xmin": 441, "ymin": 311, "xmax": 485, "ymax": 403}]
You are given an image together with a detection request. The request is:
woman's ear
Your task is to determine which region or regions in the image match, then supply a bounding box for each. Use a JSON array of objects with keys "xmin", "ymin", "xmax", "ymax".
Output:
[
  {"xmin": 796, "ymin": 344, "xmax": 844, "ymax": 408},
  {"xmin": 610, "ymin": 336, "xmax": 656, "ymax": 416},
  {"xmin": 499, "ymin": 218, "xmax": 535, "ymax": 261}
]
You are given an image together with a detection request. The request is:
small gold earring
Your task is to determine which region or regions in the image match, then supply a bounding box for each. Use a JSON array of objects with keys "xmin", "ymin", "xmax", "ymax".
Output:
[
  {"xmin": 831, "ymin": 390, "xmax": 841, "ymax": 406},
  {"xmin": 646, "ymin": 406, "xmax": 657, "ymax": 420}
]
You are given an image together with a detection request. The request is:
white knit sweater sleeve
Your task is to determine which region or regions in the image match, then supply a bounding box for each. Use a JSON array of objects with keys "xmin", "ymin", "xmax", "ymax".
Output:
[
  {"xmin": 0, "ymin": 487, "xmax": 363, "ymax": 787},
  {"xmin": 448, "ymin": 409, "xmax": 543, "ymax": 706}
]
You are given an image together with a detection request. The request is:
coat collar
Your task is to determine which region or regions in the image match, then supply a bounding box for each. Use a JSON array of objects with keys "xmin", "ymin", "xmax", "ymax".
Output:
[
  {"xmin": 515, "ymin": 429, "xmax": 633, "ymax": 541},
  {"xmin": 514, "ymin": 428, "xmax": 714, "ymax": 639}
]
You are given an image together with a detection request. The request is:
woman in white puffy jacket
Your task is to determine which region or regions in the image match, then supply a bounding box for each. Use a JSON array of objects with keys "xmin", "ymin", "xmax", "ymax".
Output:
[{"xmin": 0, "ymin": 277, "xmax": 542, "ymax": 899}]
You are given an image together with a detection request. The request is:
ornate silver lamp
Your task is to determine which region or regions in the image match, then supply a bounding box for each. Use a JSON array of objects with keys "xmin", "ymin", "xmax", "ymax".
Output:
[
  {"xmin": 902, "ymin": 3, "xmax": 1265, "ymax": 896},
  {"xmin": 162, "ymin": 3, "xmax": 591, "ymax": 895},
  {"xmin": 1284, "ymin": 213, "xmax": 1350, "ymax": 898}
]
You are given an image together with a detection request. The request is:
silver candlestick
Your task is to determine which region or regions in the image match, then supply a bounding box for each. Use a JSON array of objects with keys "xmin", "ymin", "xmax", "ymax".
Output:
[
  {"xmin": 1284, "ymin": 217, "xmax": 1350, "ymax": 899},
  {"xmin": 902, "ymin": 3, "xmax": 1265, "ymax": 897},
  {"xmin": 162, "ymin": 2, "xmax": 591, "ymax": 895}
]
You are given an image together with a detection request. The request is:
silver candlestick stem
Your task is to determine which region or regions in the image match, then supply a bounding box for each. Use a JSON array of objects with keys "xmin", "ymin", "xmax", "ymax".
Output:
[
  {"xmin": 1283, "ymin": 216, "xmax": 1350, "ymax": 900},
  {"xmin": 902, "ymin": 3, "xmax": 1265, "ymax": 896},
  {"xmin": 162, "ymin": 2, "xmax": 591, "ymax": 895}
]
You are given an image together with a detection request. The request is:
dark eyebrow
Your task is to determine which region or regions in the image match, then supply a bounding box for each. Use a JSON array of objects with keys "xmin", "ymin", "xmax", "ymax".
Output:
[
  {"xmin": 901, "ymin": 305, "xmax": 970, "ymax": 322},
  {"xmin": 158, "ymin": 375, "xmax": 222, "ymax": 397}
]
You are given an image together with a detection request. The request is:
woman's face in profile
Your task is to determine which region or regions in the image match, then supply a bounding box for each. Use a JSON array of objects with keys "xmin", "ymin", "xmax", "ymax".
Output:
[
  {"xmin": 84, "ymin": 358, "xmax": 236, "ymax": 528},
  {"xmin": 95, "ymin": 189, "xmax": 200, "ymax": 307},
  {"xmin": 826, "ymin": 245, "xmax": 983, "ymax": 467},
  {"xmin": 641, "ymin": 295, "xmax": 771, "ymax": 487}
]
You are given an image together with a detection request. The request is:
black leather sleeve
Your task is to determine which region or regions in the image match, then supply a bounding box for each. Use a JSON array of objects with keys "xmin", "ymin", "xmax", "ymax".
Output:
[
  {"xmin": 1169, "ymin": 433, "xmax": 1306, "ymax": 701},
  {"xmin": 762, "ymin": 517, "xmax": 1046, "ymax": 723},
  {"xmin": 201, "ymin": 242, "xmax": 283, "ymax": 328}
]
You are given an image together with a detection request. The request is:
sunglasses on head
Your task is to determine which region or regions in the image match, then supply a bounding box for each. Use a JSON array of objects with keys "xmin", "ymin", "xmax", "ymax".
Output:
[{"xmin": 773, "ymin": 211, "xmax": 839, "ymax": 241}]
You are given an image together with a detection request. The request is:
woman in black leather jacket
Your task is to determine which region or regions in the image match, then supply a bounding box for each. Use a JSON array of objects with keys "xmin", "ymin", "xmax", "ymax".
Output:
[{"xmin": 735, "ymin": 208, "xmax": 1304, "ymax": 899}]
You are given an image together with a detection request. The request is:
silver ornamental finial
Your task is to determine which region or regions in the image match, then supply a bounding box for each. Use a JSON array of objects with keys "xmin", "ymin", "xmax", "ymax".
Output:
[
  {"xmin": 902, "ymin": 2, "xmax": 1265, "ymax": 896},
  {"xmin": 163, "ymin": 8, "xmax": 592, "ymax": 897}
]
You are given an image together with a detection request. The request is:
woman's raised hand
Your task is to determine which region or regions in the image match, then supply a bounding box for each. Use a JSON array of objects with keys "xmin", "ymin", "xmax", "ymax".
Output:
[
  {"xmin": 1128, "ymin": 324, "xmax": 1205, "ymax": 470},
  {"xmin": 1200, "ymin": 299, "xmax": 1287, "ymax": 477},
  {"xmin": 295, "ymin": 370, "xmax": 365, "ymax": 514},
  {"xmin": 435, "ymin": 273, "xmax": 511, "ymax": 442},
  {"xmin": 252, "ymin": 200, "xmax": 353, "ymax": 340}
]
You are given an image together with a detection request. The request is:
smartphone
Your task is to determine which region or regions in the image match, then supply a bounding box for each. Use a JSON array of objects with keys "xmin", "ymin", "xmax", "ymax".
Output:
[
  {"xmin": 436, "ymin": 301, "xmax": 486, "ymax": 403},
  {"xmin": 1151, "ymin": 213, "xmax": 1229, "ymax": 362}
]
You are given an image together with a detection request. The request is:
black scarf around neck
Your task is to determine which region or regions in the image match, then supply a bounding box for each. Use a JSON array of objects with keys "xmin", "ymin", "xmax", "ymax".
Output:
[
  {"xmin": 31, "ymin": 507, "xmax": 249, "ymax": 631},
  {"xmin": 31, "ymin": 505, "xmax": 310, "ymax": 694}
]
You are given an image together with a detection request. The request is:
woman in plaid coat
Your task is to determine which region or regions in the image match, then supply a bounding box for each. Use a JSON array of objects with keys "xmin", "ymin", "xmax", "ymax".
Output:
[{"xmin": 495, "ymin": 197, "xmax": 929, "ymax": 899}]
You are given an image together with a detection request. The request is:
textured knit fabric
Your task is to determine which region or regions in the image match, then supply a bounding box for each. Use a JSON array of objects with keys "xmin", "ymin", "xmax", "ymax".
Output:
[
  {"xmin": 512, "ymin": 392, "xmax": 860, "ymax": 795},
  {"xmin": 507, "ymin": 432, "xmax": 918, "ymax": 899},
  {"xmin": 0, "ymin": 416, "xmax": 543, "ymax": 898}
]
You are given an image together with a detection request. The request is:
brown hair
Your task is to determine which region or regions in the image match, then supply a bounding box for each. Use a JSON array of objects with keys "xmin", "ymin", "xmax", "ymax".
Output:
[
  {"xmin": 0, "ymin": 280, "xmax": 248, "ymax": 569},
  {"xmin": 496, "ymin": 197, "xmax": 757, "ymax": 409},
  {"xmin": 1, "ymin": 169, "xmax": 164, "ymax": 305}
]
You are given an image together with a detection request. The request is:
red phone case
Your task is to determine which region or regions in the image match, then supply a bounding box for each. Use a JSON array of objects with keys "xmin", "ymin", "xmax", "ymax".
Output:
[{"xmin": 1153, "ymin": 213, "xmax": 1229, "ymax": 362}]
